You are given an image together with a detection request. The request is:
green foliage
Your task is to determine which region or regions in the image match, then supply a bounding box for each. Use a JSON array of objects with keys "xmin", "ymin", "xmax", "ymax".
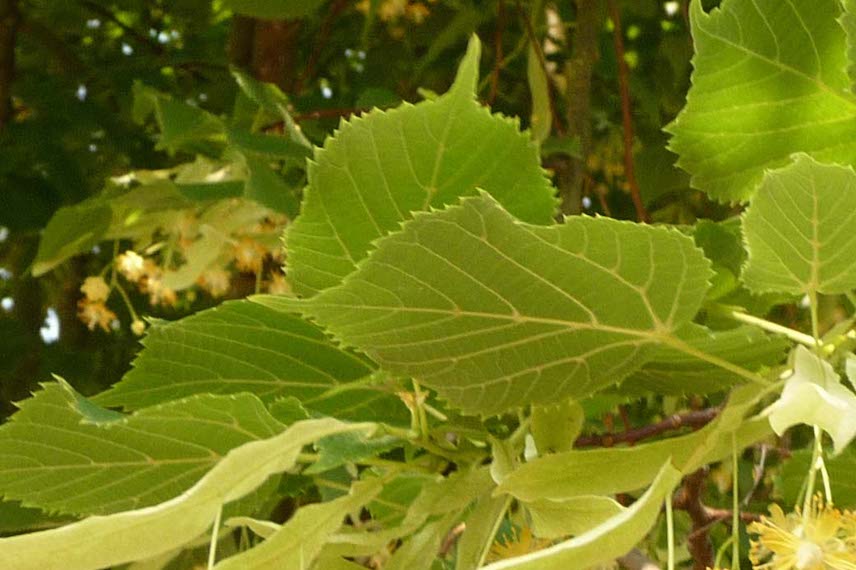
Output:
[
  {"xmin": 9, "ymin": 3, "xmax": 856, "ymax": 569},
  {"xmin": 284, "ymin": 36, "xmax": 556, "ymax": 296},
  {"xmin": 668, "ymin": 0, "xmax": 856, "ymax": 202}
]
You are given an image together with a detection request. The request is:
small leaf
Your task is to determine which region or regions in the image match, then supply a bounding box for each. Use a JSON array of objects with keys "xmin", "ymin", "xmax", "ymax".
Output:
[
  {"xmin": 480, "ymin": 462, "xmax": 681, "ymax": 569},
  {"xmin": 527, "ymin": 45, "xmax": 551, "ymax": 144},
  {"xmin": 743, "ymin": 154, "xmax": 856, "ymax": 296},
  {"xmin": 525, "ymin": 496, "xmax": 624, "ymax": 539},
  {"xmin": 456, "ymin": 494, "xmax": 511, "ymax": 570},
  {"xmin": 768, "ymin": 346, "xmax": 856, "ymax": 454},
  {"xmin": 214, "ymin": 479, "xmax": 382, "ymax": 569},
  {"xmin": 31, "ymin": 201, "xmax": 112, "ymax": 276},
  {"xmin": 530, "ymin": 400, "xmax": 584, "ymax": 454}
]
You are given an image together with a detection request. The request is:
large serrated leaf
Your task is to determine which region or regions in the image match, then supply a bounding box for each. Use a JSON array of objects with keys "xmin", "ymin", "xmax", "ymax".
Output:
[
  {"xmin": 0, "ymin": 418, "xmax": 374, "ymax": 570},
  {"xmin": 668, "ymin": 0, "xmax": 856, "ymax": 202},
  {"xmin": 264, "ymin": 193, "xmax": 711, "ymax": 415},
  {"xmin": 742, "ymin": 154, "xmax": 856, "ymax": 296},
  {"xmin": 94, "ymin": 300, "xmax": 409, "ymax": 425},
  {"xmin": 0, "ymin": 380, "xmax": 285, "ymax": 516},
  {"xmin": 285, "ymin": 35, "xmax": 556, "ymax": 296}
]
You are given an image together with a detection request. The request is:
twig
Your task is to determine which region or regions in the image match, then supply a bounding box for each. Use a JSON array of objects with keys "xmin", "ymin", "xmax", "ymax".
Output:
[
  {"xmin": 488, "ymin": 0, "xmax": 505, "ymax": 105},
  {"xmin": 295, "ymin": 0, "xmax": 349, "ymax": 93},
  {"xmin": 673, "ymin": 469, "xmax": 715, "ymax": 570},
  {"xmin": 0, "ymin": 0, "xmax": 18, "ymax": 129},
  {"xmin": 606, "ymin": 0, "xmax": 649, "ymax": 223},
  {"xmin": 574, "ymin": 408, "xmax": 719, "ymax": 448},
  {"xmin": 77, "ymin": 0, "xmax": 163, "ymax": 55}
]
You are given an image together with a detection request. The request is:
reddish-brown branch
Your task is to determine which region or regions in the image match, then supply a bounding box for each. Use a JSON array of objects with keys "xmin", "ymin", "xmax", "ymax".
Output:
[
  {"xmin": 292, "ymin": 106, "xmax": 368, "ymax": 122},
  {"xmin": 574, "ymin": 407, "xmax": 719, "ymax": 448},
  {"xmin": 674, "ymin": 469, "xmax": 716, "ymax": 570},
  {"xmin": 295, "ymin": 0, "xmax": 349, "ymax": 93},
  {"xmin": 488, "ymin": 0, "xmax": 505, "ymax": 106},
  {"xmin": 606, "ymin": 0, "xmax": 649, "ymax": 223},
  {"xmin": 0, "ymin": 0, "xmax": 18, "ymax": 129}
]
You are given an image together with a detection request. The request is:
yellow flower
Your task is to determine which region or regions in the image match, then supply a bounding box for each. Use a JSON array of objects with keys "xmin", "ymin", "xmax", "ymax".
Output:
[
  {"xmin": 80, "ymin": 276, "xmax": 110, "ymax": 303},
  {"xmin": 749, "ymin": 497, "xmax": 856, "ymax": 569},
  {"xmin": 131, "ymin": 320, "xmax": 146, "ymax": 336},
  {"xmin": 116, "ymin": 250, "xmax": 145, "ymax": 282},
  {"xmin": 485, "ymin": 527, "xmax": 550, "ymax": 563},
  {"xmin": 77, "ymin": 300, "xmax": 117, "ymax": 332}
]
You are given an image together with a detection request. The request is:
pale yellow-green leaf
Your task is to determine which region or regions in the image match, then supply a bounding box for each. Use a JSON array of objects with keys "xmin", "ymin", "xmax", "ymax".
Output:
[
  {"xmin": 456, "ymin": 495, "xmax": 512, "ymax": 570},
  {"xmin": 530, "ymin": 400, "xmax": 584, "ymax": 454},
  {"xmin": 480, "ymin": 462, "xmax": 681, "ymax": 569},
  {"xmin": 214, "ymin": 479, "xmax": 382, "ymax": 569},
  {"xmin": 526, "ymin": 496, "xmax": 625, "ymax": 540},
  {"xmin": 527, "ymin": 45, "xmax": 551, "ymax": 144},
  {"xmin": 0, "ymin": 419, "xmax": 374, "ymax": 570}
]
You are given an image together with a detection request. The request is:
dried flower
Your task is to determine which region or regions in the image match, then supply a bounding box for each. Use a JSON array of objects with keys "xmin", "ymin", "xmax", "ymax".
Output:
[
  {"xmin": 145, "ymin": 277, "xmax": 177, "ymax": 307},
  {"xmin": 232, "ymin": 238, "xmax": 266, "ymax": 273},
  {"xmin": 77, "ymin": 300, "xmax": 117, "ymax": 332},
  {"xmin": 80, "ymin": 276, "xmax": 110, "ymax": 303},
  {"xmin": 199, "ymin": 268, "xmax": 230, "ymax": 298},
  {"xmin": 267, "ymin": 272, "xmax": 291, "ymax": 295},
  {"xmin": 117, "ymin": 250, "xmax": 145, "ymax": 282},
  {"xmin": 749, "ymin": 497, "xmax": 856, "ymax": 569}
]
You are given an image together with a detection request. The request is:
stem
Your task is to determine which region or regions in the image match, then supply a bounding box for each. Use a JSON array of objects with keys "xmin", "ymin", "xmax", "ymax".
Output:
[
  {"xmin": 661, "ymin": 334, "xmax": 771, "ymax": 386},
  {"xmin": 810, "ymin": 289, "xmax": 821, "ymax": 355},
  {"xmin": 715, "ymin": 537, "xmax": 734, "ymax": 570},
  {"xmin": 114, "ymin": 281, "xmax": 141, "ymax": 324},
  {"xmin": 666, "ymin": 496, "xmax": 675, "ymax": 570},
  {"xmin": 207, "ymin": 506, "xmax": 222, "ymax": 569},
  {"xmin": 606, "ymin": 0, "xmax": 649, "ymax": 223},
  {"xmin": 726, "ymin": 309, "xmax": 818, "ymax": 348},
  {"xmin": 803, "ymin": 425, "xmax": 823, "ymax": 520},
  {"xmin": 731, "ymin": 433, "xmax": 740, "ymax": 570}
]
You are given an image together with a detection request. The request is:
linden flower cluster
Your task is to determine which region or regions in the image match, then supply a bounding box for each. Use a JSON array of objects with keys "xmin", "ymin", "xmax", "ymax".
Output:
[
  {"xmin": 78, "ymin": 276, "xmax": 118, "ymax": 333},
  {"xmin": 749, "ymin": 497, "xmax": 856, "ymax": 570}
]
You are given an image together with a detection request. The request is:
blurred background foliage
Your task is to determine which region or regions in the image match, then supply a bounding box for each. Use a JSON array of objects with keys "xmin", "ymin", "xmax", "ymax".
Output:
[{"xmin": 0, "ymin": 0, "xmax": 719, "ymax": 418}]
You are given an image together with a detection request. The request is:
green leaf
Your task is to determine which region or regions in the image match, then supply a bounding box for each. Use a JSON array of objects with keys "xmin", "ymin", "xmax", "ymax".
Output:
[
  {"xmin": 530, "ymin": 400, "xmax": 584, "ymax": 454},
  {"xmin": 625, "ymin": 324, "xmax": 788, "ymax": 395},
  {"xmin": 285, "ymin": 35, "xmax": 557, "ymax": 296},
  {"xmin": 667, "ymin": 0, "xmax": 856, "ymax": 202},
  {"xmin": 304, "ymin": 432, "xmax": 400, "ymax": 474},
  {"xmin": 496, "ymin": 385, "xmax": 771, "ymax": 501},
  {"xmin": 742, "ymin": 154, "xmax": 856, "ymax": 295},
  {"xmin": 214, "ymin": 479, "xmax": 382, "ymax": 569},
  {"xmin": 0, "ymin": 501, "xmax": 72, "ymax": 534},
  {"xmin": 768, "ymin": 346, "xmax": 856, "ymax": 454},
  {"xmin": 0, "ymin": 380, "xmax": 283, "ymax": 516},
  {"xmin": 242, "ymin": 154, "xmax": 300, "ymax": 218},
  {"xmin": 31, "ymin": 201, "xmax": 112, "ymax": 276},
  {"xmin": 480, "ymin": 462, "xmax": 681, "ymax": 569},
  {"xmin": 385, "ymin": 510, "xmax": 464, "ymax": 570},
  {"xmin": 842, "ymin": 0, "xmax": 856, "ymax": 92},
  {"xmin": 0, "ymin": 418, "xmax": 374, "ymax": 570},
  {"xmin": 133, "ymin": 83, "xmax": 225, "ymax": 156},
  {"xmin": 779, "ymin": 447, "xmax": 856, "ymax": 507},
  {"xmin": 456, "ymin": 495, "xmax": 511, "ymax": 570},
  {"xmin": 221, "ymin": 0, "xmax": 321, "ymax": 20},
  {"xmin": 94, "ymin": 300, "xmax": 408, "ymax": 425},
  {"xmin": 331, "ymin": 467, "xmax": 492, "ymax": 556},
  {"xmin": 527, "ymin": 45, "xmax": 551, "ymax": 144},
  {"xmin": 525, "ymin": 495, "xmax": 624, "ymax": 539},
  {"xmin": 276, "ymin": 193, "xmax": 711, "ymax": 415}
]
